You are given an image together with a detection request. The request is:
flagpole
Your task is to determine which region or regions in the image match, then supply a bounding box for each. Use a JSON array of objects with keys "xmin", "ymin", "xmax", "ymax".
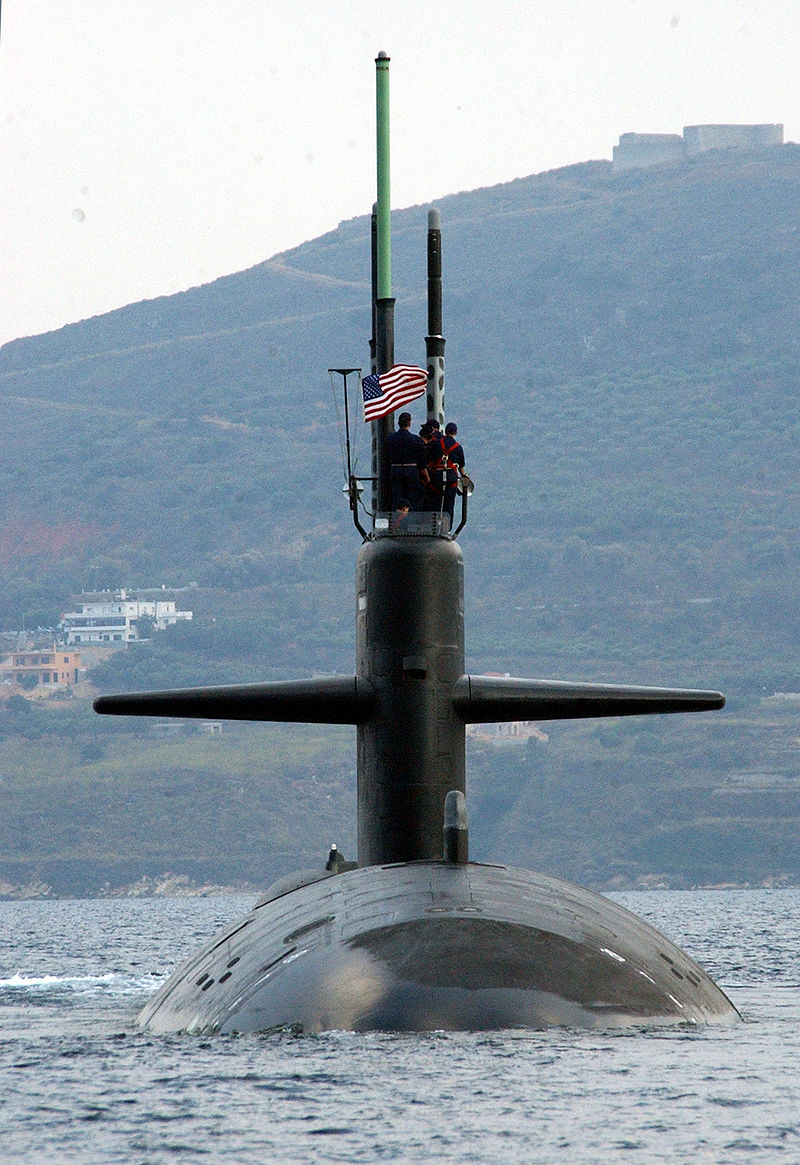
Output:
[{"xmin": 373, "ymin": 51, "xmax": 395, "ymax": 516}]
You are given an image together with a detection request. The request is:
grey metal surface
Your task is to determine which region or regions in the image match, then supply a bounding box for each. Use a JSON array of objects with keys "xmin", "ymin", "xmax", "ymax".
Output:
[
  {"xmin": 138, "ymin": 862, "xmax": 739, "ymax": 1034},
  {"xmin": 425, "ymin": 207, "xmax": 446, "ymax": 426}
]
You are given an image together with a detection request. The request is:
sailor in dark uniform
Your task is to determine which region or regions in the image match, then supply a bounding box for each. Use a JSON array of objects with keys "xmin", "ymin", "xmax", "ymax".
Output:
[
  {"xmin": 325, "ymin": 843, "xmax": 356, "ymax": 873},
  {"xmin": 427, "ymin": 421, "xmax": 466, "ymax": 522},
  {"xmin": 326, "ymin": 844, "xmax": 345, "ymax": 871},
  {"xmin": 418, "ymin": 421, "xmax": 441, "ymax": 511},
  {"xmin": 387, "ymin": 412, "xmax": 426, "ymax": 510}
]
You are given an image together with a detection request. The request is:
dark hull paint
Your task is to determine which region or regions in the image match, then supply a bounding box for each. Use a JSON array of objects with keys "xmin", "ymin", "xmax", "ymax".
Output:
[{"xmin": 138, "ymin": 862, "xmax": 739, "ymax": 1033}]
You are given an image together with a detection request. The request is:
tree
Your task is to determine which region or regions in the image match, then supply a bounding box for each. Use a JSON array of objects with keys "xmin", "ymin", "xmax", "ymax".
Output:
[
  {"xmin": 6, "ymin": 694, "xmax": 31, "ymax": 714},
  {"xmin": 135, "ymin": 614, "xmax": 156, "ymax": 640}
]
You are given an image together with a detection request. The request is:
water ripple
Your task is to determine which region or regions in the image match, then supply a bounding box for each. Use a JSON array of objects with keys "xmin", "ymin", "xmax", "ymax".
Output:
[{"xmin": 0, "ymin": 890, "xmax": 798, "ymax": 1162}]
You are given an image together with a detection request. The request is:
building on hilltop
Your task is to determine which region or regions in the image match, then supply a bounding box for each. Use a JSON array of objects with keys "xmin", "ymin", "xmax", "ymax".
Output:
[
  {"xmin": 60, "ymin": 588, "xmax": 193, "ymax": 646},
  {"xmin": 613, "ymin": 123, "xmax": 784, "ymax": 172},
  {"xmin": 613, "ymin": 132, "xmax": 685, "ymax": 170},
  {"xmin": 683, "ymin": 123, "xmax": 784, "ymax": 154},
  {"xmin": 462, "ymin": 672, "xmax": 549, "ymax": 746},
  {"xmin": 0, "ymin": 645, "xmax": 82, "ymax": 690}
]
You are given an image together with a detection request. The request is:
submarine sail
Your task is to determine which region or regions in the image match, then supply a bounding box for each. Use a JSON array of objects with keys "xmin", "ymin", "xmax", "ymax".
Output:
[{"xmin": 95, "ymin": 53, "xmax": 739, "ymax": 1033}]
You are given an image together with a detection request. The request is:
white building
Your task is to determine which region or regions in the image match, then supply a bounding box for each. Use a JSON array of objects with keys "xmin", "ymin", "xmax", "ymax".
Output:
[
  {"xmin": 466, "ymin": 721, "xmax": 549, "ymax": 746},
  {"xmin": 613, "ymin": 123, "xmax": 783, "ymax": 172},
  {"xmin": 61, "ymin": 589, "xmax": 193, "ymax": 645}
]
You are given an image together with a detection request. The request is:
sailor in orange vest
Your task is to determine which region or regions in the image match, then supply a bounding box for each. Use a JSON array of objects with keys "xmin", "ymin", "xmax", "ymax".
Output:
[{"xmin": 425, "ymin": 421, "xmax": 466, "ymax": 523}]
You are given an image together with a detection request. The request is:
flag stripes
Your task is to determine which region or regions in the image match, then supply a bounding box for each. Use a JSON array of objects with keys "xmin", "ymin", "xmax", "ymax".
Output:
[{"xmin": 361, "ymin": 364, "xmax": 428, "ymax": 421}]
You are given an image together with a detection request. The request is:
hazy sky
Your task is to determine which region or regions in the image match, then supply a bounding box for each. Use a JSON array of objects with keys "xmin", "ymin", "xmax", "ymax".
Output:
[{"xmin": 3, "ymin": 1, "xmax": 798, "ymax": 347}]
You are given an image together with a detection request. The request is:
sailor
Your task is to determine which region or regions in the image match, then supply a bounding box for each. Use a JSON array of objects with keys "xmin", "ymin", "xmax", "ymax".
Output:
[
  {"xmin": 326, "ymin": 844, "xmax": 345, "ymax": 872},
  {"xmin": 443, "ymin": 422, "xmax": 467, "ymax": 521},
  {"xmin": 418, "ymin": 422, "xmax": 440, "ymax": 510},
  {"xmin": 419, "ymin": 418, "xmax": 441, "ymax": 440},
  {"xmin": 386, "ymin": 412, "xmax": 426, "ymax": 510},
  {"xmin": 427, "ymin": 421, "xmax": 466, "ymax": 522},
  {"xmin": 391, "ymin": 497, "xmax": 411, "ymax": 531}
]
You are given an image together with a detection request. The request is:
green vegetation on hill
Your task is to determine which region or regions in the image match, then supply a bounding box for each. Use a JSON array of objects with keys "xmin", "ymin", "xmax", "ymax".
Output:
[
  {"xmin": 0, "ymin": 701, "xmax": 357, "ymax": 895},
  {"xmin": 0, "ymin": 690, "xmax": 798, "ymax": 895},
  {"xmin": 1, "ymin": 146, "xmax": 800, "ymax": 891}
]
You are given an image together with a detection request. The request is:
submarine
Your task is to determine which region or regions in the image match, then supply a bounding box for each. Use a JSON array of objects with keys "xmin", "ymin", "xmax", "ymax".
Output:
[{"xmin": 95, "ymin": 54, "xmax": 740, "ymax": 1033}]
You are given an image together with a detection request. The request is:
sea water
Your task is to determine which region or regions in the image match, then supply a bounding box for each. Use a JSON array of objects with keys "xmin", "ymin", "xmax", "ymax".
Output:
[{"xmin": 0, "ymin": 888, "xmax": 798, "ymax": 1163}]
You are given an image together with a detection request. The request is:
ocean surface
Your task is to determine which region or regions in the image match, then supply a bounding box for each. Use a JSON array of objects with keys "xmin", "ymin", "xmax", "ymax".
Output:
[{"xmin": 0, "ymin": 887, "xmax": 798, "ymax": 1163}]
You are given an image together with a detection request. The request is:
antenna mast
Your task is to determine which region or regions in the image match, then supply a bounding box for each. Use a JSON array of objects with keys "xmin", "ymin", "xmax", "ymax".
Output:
[{"xmin": 371, "ymin": 51, "xmax": 395, "ymax": 516}]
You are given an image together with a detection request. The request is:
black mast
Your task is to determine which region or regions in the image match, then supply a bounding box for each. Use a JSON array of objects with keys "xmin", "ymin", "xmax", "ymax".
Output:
[{"xmin": 425, "ymin": 207, "xmax": 446, "ymax": 427}]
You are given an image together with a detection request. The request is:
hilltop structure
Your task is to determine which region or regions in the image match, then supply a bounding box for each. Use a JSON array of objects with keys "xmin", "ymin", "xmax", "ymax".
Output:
[
  {"xmin": 60, "ymin": 589, "xmax": 193, "ymax": 646},
  {"xmin": 613, "ymin": 123, "xmax": 783, "ymax": 172}
]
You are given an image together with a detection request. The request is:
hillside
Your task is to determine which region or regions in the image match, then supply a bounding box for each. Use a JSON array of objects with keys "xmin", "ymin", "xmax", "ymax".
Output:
[{"xmin": 1, "ymin": 145, "xmax": 800, "ymax": 892}]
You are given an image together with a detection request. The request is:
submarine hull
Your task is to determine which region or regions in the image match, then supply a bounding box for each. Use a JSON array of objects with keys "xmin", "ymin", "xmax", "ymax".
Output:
[{"xmin": 138, "ymin": 863, "xmax": 739, "ymax": 1034}]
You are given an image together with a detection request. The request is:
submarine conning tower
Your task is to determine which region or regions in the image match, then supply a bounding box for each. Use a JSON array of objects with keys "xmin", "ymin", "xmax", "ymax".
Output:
[
  {"xmin": 356, "ymin": 534, "xmax": 465, "ymax": 866},
  {"xmin": 93, "ymin": 51, "xmax": 726, "ymax": 877}
]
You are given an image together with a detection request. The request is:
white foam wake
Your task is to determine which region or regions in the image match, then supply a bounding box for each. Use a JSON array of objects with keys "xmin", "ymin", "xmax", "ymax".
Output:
[{"xmin": 0, "ymin": 971, "xmax": 156, "ymax": 994}]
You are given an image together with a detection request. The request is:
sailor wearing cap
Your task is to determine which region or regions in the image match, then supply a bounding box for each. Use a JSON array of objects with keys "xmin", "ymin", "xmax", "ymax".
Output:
[{"xmin": 426, "ymin": 421, "xmax": 466, "ymax": 521}]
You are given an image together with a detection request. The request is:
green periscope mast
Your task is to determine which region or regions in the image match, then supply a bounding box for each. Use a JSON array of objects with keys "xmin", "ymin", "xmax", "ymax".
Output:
[{"xmin": 94, "ymin": 54, "xmax": 739, "ymax": 1033}]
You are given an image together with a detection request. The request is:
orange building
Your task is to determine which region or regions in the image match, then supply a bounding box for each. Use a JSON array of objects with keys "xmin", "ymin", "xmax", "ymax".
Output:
[{"xmin": 1, "ymin": 645, "xmax": 82, "ymax": 688}]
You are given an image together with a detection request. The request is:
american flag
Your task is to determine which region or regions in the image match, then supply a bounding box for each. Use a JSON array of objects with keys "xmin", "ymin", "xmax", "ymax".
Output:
[{"xmin": 361, "ymin": 364, "xmax": 428, "ymax": 422}]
